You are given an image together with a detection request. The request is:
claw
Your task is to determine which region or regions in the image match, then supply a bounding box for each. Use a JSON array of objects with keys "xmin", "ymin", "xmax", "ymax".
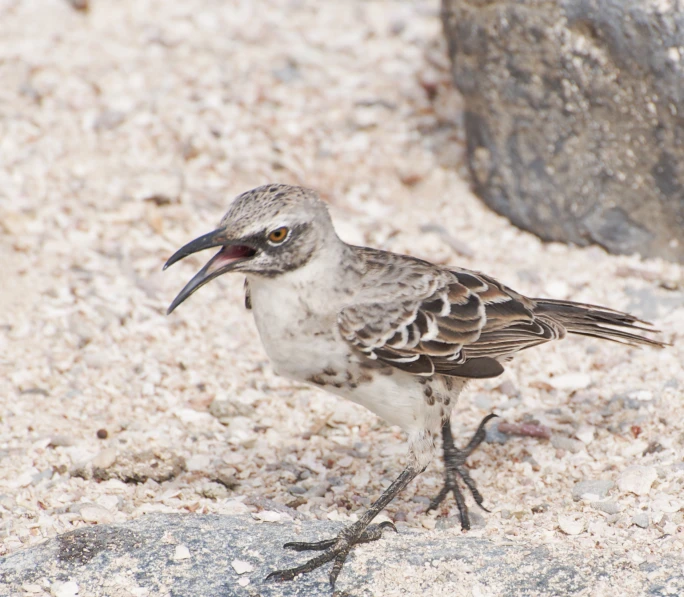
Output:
[
  {"xmin": 266, "ymin": 569, "xmax": 296, "ymax": 582},
  {"xmin": 378, "ymin": 520, "xmax": 398, "ymax": 533}
]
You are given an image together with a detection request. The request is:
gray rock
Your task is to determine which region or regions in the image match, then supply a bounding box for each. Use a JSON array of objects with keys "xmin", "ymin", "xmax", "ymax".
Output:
[
  {"xmin": 572, "ymin": 479, "xmax": 614, "ymax": 501},
  {"xmin": 592, "ymin": 500, "xmax": 621, "ymax": 515},
  {"xmin": 72, "ymin": 449, "xmax": 186, "ymax": 484},
  {"xmin": 632, "ymin": 512, "xmax": 650, "ymax": 528},
  {"xmin": 442, "ymin": 0, "xmax": 684, "ymax": 263},
  {"xmin": 1, "ymin": 514, "xmax": 683, "ymax": 596}
]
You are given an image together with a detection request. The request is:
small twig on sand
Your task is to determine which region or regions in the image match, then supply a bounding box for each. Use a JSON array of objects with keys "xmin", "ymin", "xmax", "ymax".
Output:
[{"xmin": 497, "ymin": 421, "xmax": 552, "ymax": 439}]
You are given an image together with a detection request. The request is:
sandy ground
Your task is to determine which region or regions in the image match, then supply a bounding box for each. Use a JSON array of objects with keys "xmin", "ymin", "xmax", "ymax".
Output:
[{"xmin": 1, "ymin": 0, "xmax": 683, "ymax": 592}]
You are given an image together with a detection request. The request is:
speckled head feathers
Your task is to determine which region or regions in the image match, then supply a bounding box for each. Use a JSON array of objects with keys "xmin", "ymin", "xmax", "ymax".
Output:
[{"xmin": 219, "ymin": 183, "xmax": 331, "ymax": 238}]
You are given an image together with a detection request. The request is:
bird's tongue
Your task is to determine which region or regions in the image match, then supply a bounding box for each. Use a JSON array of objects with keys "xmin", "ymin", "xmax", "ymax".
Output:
[{"xmin": 205, "ymin": 245, "xmax": 255, "ymax": 275}]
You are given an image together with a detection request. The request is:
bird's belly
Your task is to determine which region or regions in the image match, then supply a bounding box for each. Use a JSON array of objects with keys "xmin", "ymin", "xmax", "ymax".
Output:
[{"xmin": 332, "ymin": 371, "xmax": 431, "ymax": 431}]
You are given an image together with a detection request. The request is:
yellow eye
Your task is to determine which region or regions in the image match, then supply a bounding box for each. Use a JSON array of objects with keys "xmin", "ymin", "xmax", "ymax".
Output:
[{"xmin": 267, "ymin": 226, "xmax": 289, "ymax": 244}]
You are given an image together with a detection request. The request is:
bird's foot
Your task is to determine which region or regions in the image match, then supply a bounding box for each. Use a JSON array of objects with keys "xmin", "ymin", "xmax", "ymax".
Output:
[
  {"xmin": 267, "ymin": 521, "xmax": 397, "ymax": 587},
  {"xmin": 427, "ymin": 413, "xmax": 498, "ymax": 530}
]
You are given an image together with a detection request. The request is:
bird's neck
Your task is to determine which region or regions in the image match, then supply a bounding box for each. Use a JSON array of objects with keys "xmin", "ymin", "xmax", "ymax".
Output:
[{"xmin": 246, "ymin": 239, "xmax": 358, "ymax": 304}]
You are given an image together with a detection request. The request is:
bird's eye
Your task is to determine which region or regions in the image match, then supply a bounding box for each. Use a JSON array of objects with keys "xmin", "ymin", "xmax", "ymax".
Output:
[{"xmin": 267, "ymin": 226, "xmax": 289, "ymax": 244}]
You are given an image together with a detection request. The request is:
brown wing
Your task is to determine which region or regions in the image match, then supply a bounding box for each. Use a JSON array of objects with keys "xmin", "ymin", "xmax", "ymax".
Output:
[{"xmin": 338, "ymin": 259, "xmax": 563, "ymax": 379}]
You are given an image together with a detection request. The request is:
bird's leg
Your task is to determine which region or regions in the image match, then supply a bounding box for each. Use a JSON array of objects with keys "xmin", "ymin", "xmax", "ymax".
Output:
[
  {"xmin": 427, "ymin": 413, "xmax": 497, "ymax": 530},
  {"xmin": 267, "ymin": 465, "xmax": 419, "ymax": 589}
]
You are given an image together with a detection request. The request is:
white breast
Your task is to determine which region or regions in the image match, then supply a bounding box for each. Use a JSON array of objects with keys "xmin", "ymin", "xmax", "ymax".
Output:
[{"xmin": 246, "ymin": 270, "xmax": 350, "ymax": 382}]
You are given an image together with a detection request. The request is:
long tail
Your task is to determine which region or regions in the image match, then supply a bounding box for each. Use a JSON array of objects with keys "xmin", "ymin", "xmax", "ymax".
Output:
[{"xmin": 533, "ymin": 298, "xmax": 666, "ymax": 348}]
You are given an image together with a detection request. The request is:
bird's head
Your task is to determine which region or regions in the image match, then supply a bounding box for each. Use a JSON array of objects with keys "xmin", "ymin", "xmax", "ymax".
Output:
[{"xmin": 164, "ymin": 184, "xmax": 334, "ymax": 314}]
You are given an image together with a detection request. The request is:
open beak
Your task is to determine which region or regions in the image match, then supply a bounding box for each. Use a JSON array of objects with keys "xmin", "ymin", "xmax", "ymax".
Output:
[{"xmin": 163, "ymin": 228, "xmax": 257, "ymax": 315}]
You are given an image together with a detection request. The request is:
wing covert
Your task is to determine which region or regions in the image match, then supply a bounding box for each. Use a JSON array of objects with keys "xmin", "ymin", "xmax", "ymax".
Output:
[
  {"xmin": 338, "ymin": 259, "xmax": 561, "ymax": 379},
  {"xmin": 338, "ymin": 270, "xmax": 489, "ymax": 377}
]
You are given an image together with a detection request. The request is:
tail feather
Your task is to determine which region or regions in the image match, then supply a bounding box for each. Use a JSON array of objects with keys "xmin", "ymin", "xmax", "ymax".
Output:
[{"xmin": 533, "ymin": 298, "xmax": 666, "ymax": 349}]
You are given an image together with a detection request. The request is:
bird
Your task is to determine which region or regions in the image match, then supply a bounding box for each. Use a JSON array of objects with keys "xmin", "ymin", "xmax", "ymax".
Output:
[{"xmin": 164, "ymin": 183, "xmax": 664, "ymax": 591}]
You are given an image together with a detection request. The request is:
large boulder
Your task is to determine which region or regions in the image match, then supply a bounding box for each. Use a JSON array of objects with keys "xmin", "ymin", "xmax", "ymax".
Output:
[{"xmin": 442, "ymin": 0, "xmax": 684, "ymax": 262}]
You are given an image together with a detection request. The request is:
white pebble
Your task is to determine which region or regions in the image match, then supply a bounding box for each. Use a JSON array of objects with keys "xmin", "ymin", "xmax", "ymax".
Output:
[
  {"xmin": 551, "ymin": 435, "xmax": 584, "ymax": 453},
  {"xmin": 12, "ymin": 467, "xmax": 38, "ymax": 488},
  {"xmin": 91, "ymin": 448, "xmax": 117, "ymax": 469},
  {"xmin": 652, "ymin": 493, "xmax": 681, "ymax": 514},
  {"xmin": 326, "ymin": 510, "xmax": 350, "ymax": 522},
  {"xmin": 337, "ymin": 456, "xmax": 353, "ymax": 468},
  {"xmin": 632, "ymin": 513, "xmax": 650, "ymax": 528},
  {"xmin": 83, "ymin": 350, "xmax": 110, "ymax": 369},
  {"xmin": 80, "ymin": 505, "xmax": 113, "ymax": 524},
  {"xmin": 231, "ymin": 559, "xmax": 254, "ymax": 575},
  {"xmin": 226, "ymin": 417, "xmax": 258, "ymax": 448},
  {"xmin": 621, "ymin": 439, "xmax": 649, "ymax": 458},
  {"xmin": 51, "ymin": 581, "xmax": 79, "ymax": 597},
  {"xmin": 629, "ymin": 389, "xmax": 653, "ymax": 402},
  {"xmin": 186, "ymin": 454, "xmax": 211, "ymax": 472},
  {"xmin": 558, "ymin": 515, "xmax": 584, "ymax": 535},
  {"xmin": 550, "ymin": 373, "xmax": 592, "ymax": 391},
  {"xmin": 173, "ymin": 545, "xmax": 191, "ymax": 560},
  {"xmin": 352, "ymin": 469, "xmax": 370, "ymax": 486},
  {"xmin": 238, "ymin": 578, "xmax": 250, "ymax": 587},
  {"xmin": 96, "ymin": 494, "xmax": 120, "ymax": 511},
  {"xmin": 174, "ymin": 408, "xmax": 214, "ymax": 424},
  {"xmin": 219, "ymin": 500, "xmax": 251, "ymax": 515},
  {"xmin": 575, "ymin": 425, "xmax": 595, "ymax": 444},
  {"xmin": 253, "ymin": 511, "xmax": 282, "ymax": 523},
  {"xmin": 617, "ymin": 465, "xmax": 657, "ymax": 496}
]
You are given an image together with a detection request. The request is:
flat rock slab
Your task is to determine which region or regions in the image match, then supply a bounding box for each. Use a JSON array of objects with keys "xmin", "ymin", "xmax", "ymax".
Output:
[{"xmin": 2, "ymin": 514, "xmax": 683, "ymax": 596}]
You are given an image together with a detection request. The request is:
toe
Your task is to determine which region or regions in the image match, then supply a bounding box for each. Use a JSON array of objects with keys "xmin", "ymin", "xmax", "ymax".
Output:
[
  {"xmin": 426, "ymin": 486, "xmax": 449, "ymax": 512},
  {"xmin": 284, "ymin": 538, "xmax": 337, "ymax": 552},
  {"xmin": 266, "ymin": 568, "xmax": 297, "ymax": 582}
]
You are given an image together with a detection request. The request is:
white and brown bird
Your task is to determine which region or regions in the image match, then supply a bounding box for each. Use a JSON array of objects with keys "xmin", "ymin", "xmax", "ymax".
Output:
[{"xmin": 164, "ymin": 183, "xmax": 664, "ymax": 590}]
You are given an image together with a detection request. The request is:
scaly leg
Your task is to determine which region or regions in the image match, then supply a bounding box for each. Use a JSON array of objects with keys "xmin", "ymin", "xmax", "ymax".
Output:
[
  {"xmin": 267, "ymin": 465, "xmax": 419, "ymax": 590},
  {"xmin": 427, "ymin": 413, "xmax": 497, "ymax": 530}
]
